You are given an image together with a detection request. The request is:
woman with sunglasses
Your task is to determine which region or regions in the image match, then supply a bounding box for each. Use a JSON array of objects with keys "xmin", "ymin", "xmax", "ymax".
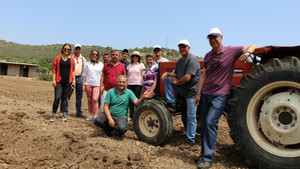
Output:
[
  {"xmin": 51, "ymin": 43, "xmax": 76, "ymax": 122},
  {"xmin": 127, "ymin": 51, "xmax": 146, "ymax": 120},
  {"xmin": 82, "ymin": 50, "xmax": 104, "ymax": 121}
]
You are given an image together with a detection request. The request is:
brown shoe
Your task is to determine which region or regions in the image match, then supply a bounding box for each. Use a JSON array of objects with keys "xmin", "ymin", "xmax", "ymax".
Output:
[
  {"xmin": 197, "ymin": 161, "xmax": 212, "ymax": 169},
  {"xmin": 179, "ymin": 140, "xmax": 194, "ymax": 150},
  {"xmin": 194, "ymin": 155, "xmax": 203, "ymax": 163}
]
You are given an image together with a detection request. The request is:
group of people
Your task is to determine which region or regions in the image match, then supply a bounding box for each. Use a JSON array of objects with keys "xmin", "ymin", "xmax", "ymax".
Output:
[
  {"xmin": 50, "ymin": 27, "xmax": 257, "ymax": 169},
  {"xmin": 51, "ymin": 45, "xmax": 168, "ymax": 119}
]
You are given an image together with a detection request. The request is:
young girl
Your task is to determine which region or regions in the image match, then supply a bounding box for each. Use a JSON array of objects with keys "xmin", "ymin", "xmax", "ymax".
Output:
[{"xmin": 83, "ymin": 50, "xmax": 104, "ymax": 120}]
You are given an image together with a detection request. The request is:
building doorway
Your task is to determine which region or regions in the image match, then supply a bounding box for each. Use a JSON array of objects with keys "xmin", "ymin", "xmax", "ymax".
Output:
[
  {"xmin": 0, "ymin": 64, "xmax": 8, "ymax": 75},
  {"xmin": 19, "ymin": 65, "xmax": 29, "ymax": 77}
]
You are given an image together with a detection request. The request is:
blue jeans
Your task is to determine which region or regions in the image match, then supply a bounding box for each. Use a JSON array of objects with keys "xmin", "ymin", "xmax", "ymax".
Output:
[
  {"xmin": 52, "ymin": 83, "xmax": 72, "ymax": 116},
  {"xmin": 165, "ymin": 77, "xmax": 197, "ymax": 143},
  {"xmin": 165, "ymin": 77, "xmax": 181, "ymax": 104},
  {"xmin": 199, "ymin": 94, "xmax": 228, "ymax": 162},
  {"xmin": 75, "ymin": 76, "xmax": 83, "ymax": 116},
  {"xmin": 65, "ymin": 76, "xmax": 82, "ymax": 116}
]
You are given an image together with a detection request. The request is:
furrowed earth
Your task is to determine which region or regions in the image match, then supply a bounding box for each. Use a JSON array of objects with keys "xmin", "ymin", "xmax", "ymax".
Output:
[{"xmin": 0, "ymin": 77, "xmax": 251, "ymax": 169}]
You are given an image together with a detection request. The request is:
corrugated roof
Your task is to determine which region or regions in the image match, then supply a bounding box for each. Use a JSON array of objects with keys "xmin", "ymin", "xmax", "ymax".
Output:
[{"xmin": 0, "ymin": 60, "xmax": 37, "ymax": 67}]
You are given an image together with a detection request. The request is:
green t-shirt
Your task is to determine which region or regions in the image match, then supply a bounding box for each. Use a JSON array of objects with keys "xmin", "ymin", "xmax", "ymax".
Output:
[{"xmin": 104, "ymin": 88, "xmax": 137, "ymax": 118}]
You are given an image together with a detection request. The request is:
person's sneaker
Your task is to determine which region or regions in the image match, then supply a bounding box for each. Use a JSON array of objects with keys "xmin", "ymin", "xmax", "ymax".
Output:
[
  {"xmin": 179, "ymin": 140, "xmax": 194, "ymax": 150},
  {"xmin": 76, "ymin": 114, "xmax": 85, "ymax": 118},
  {"xmin": 86, "ymin": 115, "xmax": 94, "ymax": 121},
  {"xmin": 197, "ymin": 161, "xmax": 212, "ymax": 169},
  {"xmin": 103, "ymin": 131, "xmax": 112, "ymax": 137},
  {"xmin": 194, "ymin": 155, "xmax": 203, "ymax": 163},
  {"xmin": 50, "ymin": 115, "xmax": 55, "ymax": 122},
  {"xmin": 166, "ymin": 102, "xmax": 176, "ymax": 113},
  {"xmin": 61, "ymin": 115, "xmax": 67, "ymax": 122},
  {"xmin": 127, "ymin": 117, "xmax": 132, "ymax": 122},
  {"xmin": 116, "ymin": 133, "xmax": 125, "ymax": 140}
]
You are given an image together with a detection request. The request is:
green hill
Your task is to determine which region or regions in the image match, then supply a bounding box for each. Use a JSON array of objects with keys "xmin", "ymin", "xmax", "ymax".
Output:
[{"xmin": 0, "ymin": 40, "xmax": 180, "ymax": 74}]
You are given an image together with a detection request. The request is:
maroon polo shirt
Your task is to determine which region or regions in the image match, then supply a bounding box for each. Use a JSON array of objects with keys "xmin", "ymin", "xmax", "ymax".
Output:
[
  {"xmin": 102, "ymin": 61, "xmax": 126, "ymax": 91},
  {"xmin": 202, "ymin": 46, "xmax": 243, "ymax": 95}
]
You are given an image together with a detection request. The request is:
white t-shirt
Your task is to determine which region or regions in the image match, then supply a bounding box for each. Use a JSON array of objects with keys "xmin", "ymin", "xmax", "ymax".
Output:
[
  {"xmin": 127, "ymin": 62, "xmax": 145, "ymax": 85},
  {"xmin": 83, "ymin": 61, "xmax": 104, "ymax": 86}
]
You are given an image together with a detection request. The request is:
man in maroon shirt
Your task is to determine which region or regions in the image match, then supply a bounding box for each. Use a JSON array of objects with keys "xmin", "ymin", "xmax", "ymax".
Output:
[
  {"xmin": 194, "ymin": 28, "xmax": 256, "ymax": 169},
  {"xmin": 100, "ymin": 50, "xmax": 126, "ymax": 112}
]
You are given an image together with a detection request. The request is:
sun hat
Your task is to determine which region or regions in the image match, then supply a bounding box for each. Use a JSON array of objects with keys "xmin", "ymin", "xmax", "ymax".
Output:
[{"xmin": 131, "ymin": 51, "xmax": 141, "ymax": 57}]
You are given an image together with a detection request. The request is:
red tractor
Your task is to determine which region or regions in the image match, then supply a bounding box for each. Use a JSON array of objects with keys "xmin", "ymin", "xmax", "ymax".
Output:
[{"xmin": 132, "ymin": 45, "xmax": 300, "ymax": 169}]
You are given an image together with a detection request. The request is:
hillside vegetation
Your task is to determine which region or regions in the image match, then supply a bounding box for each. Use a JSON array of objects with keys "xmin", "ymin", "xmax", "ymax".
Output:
[{"xmin": 0, "ymin": 40, "xmax": 180, "ymax": 74}]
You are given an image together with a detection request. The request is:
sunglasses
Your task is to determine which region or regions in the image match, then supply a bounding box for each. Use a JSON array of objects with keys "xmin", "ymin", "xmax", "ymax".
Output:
[
  {"xmin": 92, "ymin": 54, "xmax": 98, "ymax": 56},
  {"xmin": 132, "ymin": 55, "xmax": 139, "ymax": 58},
  {"xmin": 153, "ymin": 48, "xmax": 161, "ymax": 52},
  {"xmin": 63, "ymin": 48, "xmax": 71, "ymax": 51}
]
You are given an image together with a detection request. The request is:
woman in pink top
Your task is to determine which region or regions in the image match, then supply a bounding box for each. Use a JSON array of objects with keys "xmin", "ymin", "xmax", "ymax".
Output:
[{"xmin": 127, "ymin": 51, "xmax": 146, "ymax": 119}]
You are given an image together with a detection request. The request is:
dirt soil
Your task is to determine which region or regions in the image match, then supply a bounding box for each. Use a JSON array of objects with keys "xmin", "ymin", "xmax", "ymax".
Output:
[{"xmin": 0, "ymin": 77, "xmax": 252, "ymax": 169}]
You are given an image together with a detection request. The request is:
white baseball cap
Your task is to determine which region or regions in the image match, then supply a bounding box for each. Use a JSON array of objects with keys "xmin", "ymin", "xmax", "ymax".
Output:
[
  {"xmin": 207, "ymin": 28, "xmax": 222, "ymax": 37},
  {"xmin": 74, "ymin": 43, "xmax": 82, "ymax": 48},
  {"xmin": 153, "ymin": 45, "xmax": 162, "ymax": 49},
  {"xmin": 178, "ymin": 39, "xmax": 190, "ymax": 47}
]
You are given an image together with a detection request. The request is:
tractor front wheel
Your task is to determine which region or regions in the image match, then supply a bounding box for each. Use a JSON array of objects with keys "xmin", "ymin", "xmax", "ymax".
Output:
[{"xmin": 228, "ymin": 56, "xmax": 300, "ymax": 169}]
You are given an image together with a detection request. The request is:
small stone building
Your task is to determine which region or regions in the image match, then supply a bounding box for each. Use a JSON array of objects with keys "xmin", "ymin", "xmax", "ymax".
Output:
[{"xmin": 0, "ymin": 60, "xmax": 38, "ymax": 78}]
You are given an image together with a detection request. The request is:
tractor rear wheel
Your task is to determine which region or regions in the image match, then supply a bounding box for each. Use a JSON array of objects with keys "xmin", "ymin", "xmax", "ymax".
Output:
[{"xmin": 228, "ymin": 56, "xmax": 300, "ymax": 169}]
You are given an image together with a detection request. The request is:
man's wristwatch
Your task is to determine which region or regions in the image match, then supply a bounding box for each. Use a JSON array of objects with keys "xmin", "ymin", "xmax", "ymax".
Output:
[{"xmin": 244, "ymin": 50, "xmax": 251, "ymax": 55}]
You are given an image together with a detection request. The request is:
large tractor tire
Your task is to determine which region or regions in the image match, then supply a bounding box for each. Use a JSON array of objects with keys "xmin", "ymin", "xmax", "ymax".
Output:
[
  {"xmin": 133, "ymin": 100, "xmax": 173, "ymax": 146},
  {"xmin": 228, "ymin": 56, "xmax": 300, "ymax": 169}
]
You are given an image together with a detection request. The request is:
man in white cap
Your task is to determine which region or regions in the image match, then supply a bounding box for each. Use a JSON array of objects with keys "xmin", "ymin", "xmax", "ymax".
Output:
[
  {"xmin": 153, "ymin": 45, "xmax": 169, "ymax": 67},
  {"xmin": 193, "ymin": 28, "xmax": 256, "ymax": 169},
  {"xmin": 161, "ymin": 39, "xmax": 201, "ymax": 150},
  {"xmin": 72, "ymin": 44, "xmax": 86, "ymax": 118}
]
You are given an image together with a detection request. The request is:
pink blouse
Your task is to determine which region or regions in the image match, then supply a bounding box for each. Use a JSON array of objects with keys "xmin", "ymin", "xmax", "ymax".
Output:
[{"xmin": 127, "ymin": 63, "xmax": 145, "ymax": 85}]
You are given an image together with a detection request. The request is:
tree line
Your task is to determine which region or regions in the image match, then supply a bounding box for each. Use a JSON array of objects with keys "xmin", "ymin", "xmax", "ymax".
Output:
[{"xmin": 0, "ymin": 40, "xmax": 181, "ymax": 75}]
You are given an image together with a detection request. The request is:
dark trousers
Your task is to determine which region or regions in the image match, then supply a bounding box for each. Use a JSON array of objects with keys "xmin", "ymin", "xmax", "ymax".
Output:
[
  {"xmin": 98, "ymin": 95, "xmax": 101, "ymax": 109},
  {"xmin": 52, "ymin": 83, "xmax": 72, "ymax": 115},
  {"xmin": 75, "ymin": 76, "xmax": 83, "ymax": 116},
  {"xmin": 127, "ymin": 85, "xmax": 142, "ymax": 118},
  {"xmin": 94, "ymin": 113, "xmax": 128, "ymax": 135}
]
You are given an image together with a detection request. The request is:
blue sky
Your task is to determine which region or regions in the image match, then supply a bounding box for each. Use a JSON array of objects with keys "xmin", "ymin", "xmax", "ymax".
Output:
[{"xmin": 0, "ymin": 0, "xmax": 299, "ymax": 57}]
